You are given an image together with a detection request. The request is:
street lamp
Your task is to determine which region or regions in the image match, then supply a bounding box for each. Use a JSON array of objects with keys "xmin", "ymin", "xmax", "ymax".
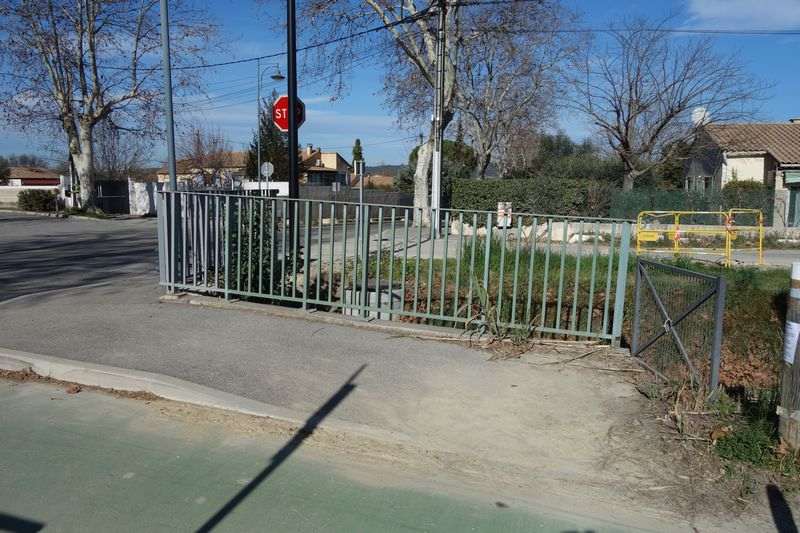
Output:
[{"xmin": 257, "ymin": 59, "xmax": 285, "ymax": 194}]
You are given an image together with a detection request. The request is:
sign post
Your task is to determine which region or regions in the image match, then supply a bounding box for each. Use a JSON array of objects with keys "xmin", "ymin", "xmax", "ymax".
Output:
[{"xmin": 260, "ymin": 161, "xmax": 274, "ymax": 196}]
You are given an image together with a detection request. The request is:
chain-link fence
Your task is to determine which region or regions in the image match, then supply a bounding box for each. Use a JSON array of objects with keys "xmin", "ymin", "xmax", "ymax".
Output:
[{"xmin": 631, "ymin": 259, "xmax": 726, "ymax": 390}]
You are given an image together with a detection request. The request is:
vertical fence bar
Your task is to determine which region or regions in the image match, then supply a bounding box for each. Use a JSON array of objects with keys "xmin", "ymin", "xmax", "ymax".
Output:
[
  {"xmin": 453, "ymin": 213, "xmax": 464, "ymax": 320},
  {"xmin": 524, "ymin": 217, "xmax": 538, "ymax": 326},
  {"xmin": 413, "ymin": 209, "xmax": 423, "ymax": 314},
  {"xmin": 181, "ymin": 193, "xmax": 187, "ymax": 284},
  {"xmin": 426, "ymin": 210, "xmax": 436, "ymax": 316},
  {"xmin": 569, "ymin": 221, "xmax": 585, "ymax": 333},
  {"xmin": 329, "ymin": 203, "xmax": 335, "ymax": 304},
  {"xmin": 317, "ymin": 202, "xmax": 323, "ymax": 302},
  {"xmin": 602, "ymin": 223, "xmax": 618, "ymax": 335},
  {"xmin": 360, "ymin": 204, "xmax": 370, "ymax": 318},
  {"xmin": 341, "ymin": 204, "xmax": 348, "ymax": 314},
  {"xmin": 157, "ymin": 193, "xmax": 167, "ymax": 286},
  {"xmin": 497, "ymin": 217, "xmax": 509, "ymax": 322},
  {"xmin": 224, "ymin": 195, "xmax": 231, "ymax": 299},
  {"xmin": 586, "ymin": 222, "xmax": 600, "ymax": 333},
  {"xmin": 376, "ymin": 207, "xmax": 384, "ymax": 313},
  {"xmin": 482, "ymin": 213, "xmax": 492, "ymax": 298},
  {"xmin": 510, "ymin": 215, "xmax": 523, "ymax": 325},
  {"xmin": 631, "ymin": 260, "xmax": 643, "ymax": 353},
  {"xmin": 466, "ymin": 213, "xmax": 478, "ymax": 319},
  {"xmin": 202, "ymin": 195, "xmax": 209, "ymax": 287},
  {"xmin": 539, "ymin": 219, "xmax": 553, "ymax": 331},
  {"xmin": 439, "ymin": 212, "xmax": 450, "ymax": 317},
  {"xmin": 554, "ymin": 220, "xmax": 569, "ymax": 331},
  {"xmin": 353, "ymin": 205, "xmax": 361, "ymax": 314},
  {"xmin": 303, "ymin": 201, "xmax": 311, "ymax": 309},
  {"xmin": 247, "ymin": 198, "xmax": 254, "ymax": 293},
  {"xmin": 400, "ymin": 209, "xmax": 409, "ymax": 316},
  {"xmin": 280, "ymin": 200, "xmax": 287, "ymax": 297},
  {"xmin": 191, "ymin": 195, "xmax": 197, "ymax": 285},
  {"xmin": 258, "ymin": 199, "xmax": 265, "ymax": 294},
  {"xmin": 235, "ymin": 197, "xmax": 242, "ymax": 292},
  {"xmin": 610, "ymin": 222, "xmax": 631, "ymax": 346},
  {"xmin": 214, "ymin": 196, "xmax": 220, "ymax": 290},
  {"xmin": 292, "ymin": 201, "xmax": 299, "ymax": 299},
  {"xmin": 269, "ymin": 199, "xmax": 276, "ymax": 296},
  {"xmin": 709, "ymin": 275, "xmax": 726, "ymax": 390},
  {"xmin": 170, "ymin": 192, "xmax": 176, "ymax": 292},
  {"xmin": 388, "ymin": 208, "xmax": 396, "ymax": 319}
]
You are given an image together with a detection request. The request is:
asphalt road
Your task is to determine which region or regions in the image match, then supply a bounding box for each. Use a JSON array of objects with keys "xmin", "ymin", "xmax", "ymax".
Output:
[{"xmin": 0, "ymin": 212, "xmax": 159, "ymax": 302}]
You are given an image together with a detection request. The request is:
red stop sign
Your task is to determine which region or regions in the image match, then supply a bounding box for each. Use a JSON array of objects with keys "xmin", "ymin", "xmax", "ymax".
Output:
[{"xmin": 272, "ymin": 95, "xmax": 305, "ymax": 132}]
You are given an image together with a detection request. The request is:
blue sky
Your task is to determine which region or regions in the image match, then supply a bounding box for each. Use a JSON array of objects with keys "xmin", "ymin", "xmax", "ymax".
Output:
[{"xmin": 2, "ymin": 0, "xmax": 799, "ymax": 166}]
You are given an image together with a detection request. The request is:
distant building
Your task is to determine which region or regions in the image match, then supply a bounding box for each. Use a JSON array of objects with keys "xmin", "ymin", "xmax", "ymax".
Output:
[
  {"xmin": 350, "ymin": 174, "xmax": 395, "ymax": 190},
  {"xmin": 299, "ymin": 144, "xmax": 353, "ymax": 186},
  {"xmin": 686, "ymin": 120, "xmax": 800, "ymax": 192},
  {"xmin": 155, "ymin": 151, "xmax": 248, "ymax": 186},
  {"xmin": 6, "ymin": 166, "xmax": 60, "ymax": 186}
]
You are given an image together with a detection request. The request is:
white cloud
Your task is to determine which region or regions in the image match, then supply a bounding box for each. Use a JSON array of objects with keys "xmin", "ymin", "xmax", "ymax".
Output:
[{"xmin": 686, "ymin": 0, "xmax": 800, "ymax": 29}]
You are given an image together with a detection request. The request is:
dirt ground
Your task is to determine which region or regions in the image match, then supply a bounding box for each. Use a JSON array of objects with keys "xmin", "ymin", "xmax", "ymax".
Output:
[{"xmin": 2, "ymin": 341, "xmax": 783, "ymax": 532}]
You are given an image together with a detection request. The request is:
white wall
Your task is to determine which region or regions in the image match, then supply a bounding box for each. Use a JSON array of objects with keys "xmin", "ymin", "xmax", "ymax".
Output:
[
  {"xmin": 721, "ymin": 155, "xmax": 766, "ymax": 188},
  {"xmin": 0, "ymin": 186, "xmax": 59, "ymax": 208}
]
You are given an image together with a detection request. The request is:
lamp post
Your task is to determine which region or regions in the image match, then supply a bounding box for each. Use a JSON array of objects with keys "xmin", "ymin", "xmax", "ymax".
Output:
[
  {"xmin": 256, "ymin": 59, "xmax": 285, "ymax": 195},
  {"xmin": 159, "ymin": 0, "xmax": 177, "ymax": 190}
]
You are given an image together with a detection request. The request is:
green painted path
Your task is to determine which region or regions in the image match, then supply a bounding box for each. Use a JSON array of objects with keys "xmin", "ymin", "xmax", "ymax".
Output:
[{"xmin": 0, "ymin": 380, "xmax": 625, "ymax": 533}]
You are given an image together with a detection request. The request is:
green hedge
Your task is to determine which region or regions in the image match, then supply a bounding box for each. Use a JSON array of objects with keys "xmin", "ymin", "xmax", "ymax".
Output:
[
  {"xmin": 18, "ymin": 189, "xmax": 59, "ymax": 212},
  {"xmin": 450, "ymin": 178, "xmax": 613, "ymax": 217},
  {"xmin": 609, "ymin": 187, "xmax": 774, "ymax": 223}
]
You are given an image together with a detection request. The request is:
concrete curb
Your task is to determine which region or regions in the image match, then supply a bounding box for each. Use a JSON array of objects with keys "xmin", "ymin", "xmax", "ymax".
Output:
[
  {"xmin": 161, "ymin": 292, "xmax": 489, "ymax": 342},
  {"xmin": 0, "ymin": 346, "xmax": 412, "ymax": 445},
  {"xmin": 0, "ymin": 208, "xmax": 142, "ymax": 222}
]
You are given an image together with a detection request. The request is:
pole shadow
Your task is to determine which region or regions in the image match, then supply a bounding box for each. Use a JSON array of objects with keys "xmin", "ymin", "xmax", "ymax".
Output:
[
  {"xmin": 767, "ymin": 484, "xmax": 798, "ymax": 533},
  {"xmin": 195, "ymin": 363, "xmax": 367, "ymax": 532},
  {"xmin": 0, "ymin": 512, "xmax": 45, "ymax": 533}
]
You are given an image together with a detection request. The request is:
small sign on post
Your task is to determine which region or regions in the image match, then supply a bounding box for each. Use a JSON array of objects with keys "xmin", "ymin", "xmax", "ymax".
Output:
[
  {"xmin": 260, "ymin": 162, "xmax": 274, "ymax": 179},
  {"xmin": 497, "ymin": 202, "xmax": 512, "ymax": 228}
]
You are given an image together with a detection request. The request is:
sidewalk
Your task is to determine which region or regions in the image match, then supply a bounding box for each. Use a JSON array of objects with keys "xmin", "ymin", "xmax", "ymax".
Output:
[
  {"xmin": 0, "ymin": 276, "xmax": 778, "ymax": 531},
  {"xmin": 0, "ymin": 379, "xmax": 604, "ymax": 532}
]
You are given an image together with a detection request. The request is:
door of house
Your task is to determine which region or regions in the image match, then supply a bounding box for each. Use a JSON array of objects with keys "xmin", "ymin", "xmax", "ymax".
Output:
[{"xmin": 786, "ymin": 172, "xmax": 800, "ymax": 227}]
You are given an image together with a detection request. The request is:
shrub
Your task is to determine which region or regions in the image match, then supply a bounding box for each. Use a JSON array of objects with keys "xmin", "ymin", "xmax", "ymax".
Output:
[
  {"xmin": 18, "ymin": 189, "xmax": 59, "ymax": 212},
  {"xmin": 450, "ymin": 177, "xmax": 614, "ymax": 217}
]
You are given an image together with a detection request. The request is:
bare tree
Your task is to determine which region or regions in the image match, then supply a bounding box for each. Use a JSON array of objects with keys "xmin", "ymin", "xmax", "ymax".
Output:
[
  {"xmin": 178, "ymin": 124, "xmax": 231, "ymax": 185},
  {"xmin": 571, "ymin": 18, "xmax": 765, "ymax": 191},
  {"xmin": 0, "ymin": 0, "xmax": 216, "ymax": 207},
  {"xmin": 457, "ymin": 2, "xmax": 578, "ymax": 178},
  {"xmin": 94, "ymin": 121, "xmax": 151, "ymax": 181}
]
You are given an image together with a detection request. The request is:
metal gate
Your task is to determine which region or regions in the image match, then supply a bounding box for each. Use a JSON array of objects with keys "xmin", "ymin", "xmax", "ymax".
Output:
[{"xmin": 631, "ymin": 259, "xmax": 726, "ymax": 389}]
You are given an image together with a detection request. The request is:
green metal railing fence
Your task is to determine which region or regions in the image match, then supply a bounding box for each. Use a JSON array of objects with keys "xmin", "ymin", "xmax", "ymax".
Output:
[{"xmin": 157, "ymin": 191, "xmax": 632, "ymax": 343}]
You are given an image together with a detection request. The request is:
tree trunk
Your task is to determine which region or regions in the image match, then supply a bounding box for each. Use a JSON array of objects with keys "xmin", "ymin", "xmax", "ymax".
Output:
[
  {"xmin": 73, "ymin": 123, "xmax": 96, "ymax": 208},
  {"xmin": 413, "ymin": 133, "xmax": 434, "ymax": 227},
  {"xmin": 474, "ymin": 150, "xmax": 491, "ymax": 179},
  {"xmin": 623, "ymin": 169, "xmax": 635, "ymax": 192}
]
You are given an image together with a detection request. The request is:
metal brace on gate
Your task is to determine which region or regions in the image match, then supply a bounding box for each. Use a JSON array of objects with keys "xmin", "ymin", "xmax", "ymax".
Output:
[{"xmin": 631, "ymin": 259, "xmax": 726, "ymax": 390}]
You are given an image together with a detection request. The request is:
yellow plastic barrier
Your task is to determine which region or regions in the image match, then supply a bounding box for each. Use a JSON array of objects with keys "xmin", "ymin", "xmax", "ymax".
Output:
[{"xmin": 636, "ymin": 209, "xmax": 763, "ymax": 267}]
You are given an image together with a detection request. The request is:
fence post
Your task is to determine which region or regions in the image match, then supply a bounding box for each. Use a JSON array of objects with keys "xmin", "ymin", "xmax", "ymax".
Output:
[
  {"xmin": 631, "ymin": 259, "xmax": 642, "ymax": 354},
  {"xmin": 610, "ymin": 222, "xmax": 632, "ymax": 347},
  {"xmin": 360, "ymin": 204, "xmax": 370, "ymax": 319},
  {"xmin": 157, "ymin": 192, "xmax": 166, "ymax": 287},
  {"xmin": 224, "ymin": 195, "xmax": 231, "ymax": 300},
  {"xmin": 709, "ymin": 275, "xmax": 726, "ymax": 392},
  {"xmin": 779, "ymin": 262, "xmax": 800, "ymax": 449}
]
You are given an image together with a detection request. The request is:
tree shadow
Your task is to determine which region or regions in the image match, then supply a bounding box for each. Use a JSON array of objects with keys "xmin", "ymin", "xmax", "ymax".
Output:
[
  {"xmin": 195, "ymin": 363, "xmax": 367, "ymax": 532},
  {"xmin": 767, "ymin": 484, "xmax": 798, "ymax": 533}
]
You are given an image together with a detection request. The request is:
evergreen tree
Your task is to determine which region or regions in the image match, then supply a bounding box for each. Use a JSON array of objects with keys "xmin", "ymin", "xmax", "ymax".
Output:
[
  {"xmin": 0, "ymin": 156, "xmax": 9, "ymax": 184},
  {"xmin": 246, "ymin": 91, "xmax": 290, "ymax": 181},
  {"xmin": 352, "ymin": 138, "xmax": 364, "ymax": 165}
]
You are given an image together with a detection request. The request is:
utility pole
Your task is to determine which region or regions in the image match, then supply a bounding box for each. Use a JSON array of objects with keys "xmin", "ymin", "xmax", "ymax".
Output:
[
  {"xmin": 287, "ymin": 0, "xmax": 299, "ymax": 199},
  {"xmin": 430, "ymin": 0, "xmax": 446, "ymax": 234},
  {"xmin": 159, "ymin": 0, "xmax": 177, "ymax": 191},
  {"xmin": 257, "ymin": 57, "xmax": 262, "ymax": 194},
  {"xmin": 780, "ymin": 262, "xmax": 800, "ymax": 449}
]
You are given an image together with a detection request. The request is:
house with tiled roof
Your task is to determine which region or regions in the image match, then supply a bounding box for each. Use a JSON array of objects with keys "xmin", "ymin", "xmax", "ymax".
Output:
[
  {"xmin": 7, "ymin": 166, "xmax": 60, "ymax": 186},
  {"xmin": 155, "ymin": 151, "xmax": 248, "ymax": 185},
  {"xmin": 686, "ymin": 119, "xmax": 800, "ymax": 226},
  {"xmin": 299, "ymin": 144, "xmax": 353, "ymax": 186}
]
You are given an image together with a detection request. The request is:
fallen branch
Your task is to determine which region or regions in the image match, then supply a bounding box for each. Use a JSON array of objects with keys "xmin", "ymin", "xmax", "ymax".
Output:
[{"xmin": 536, "ymin": 348, "xmax": 606, "ymax": 366}]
